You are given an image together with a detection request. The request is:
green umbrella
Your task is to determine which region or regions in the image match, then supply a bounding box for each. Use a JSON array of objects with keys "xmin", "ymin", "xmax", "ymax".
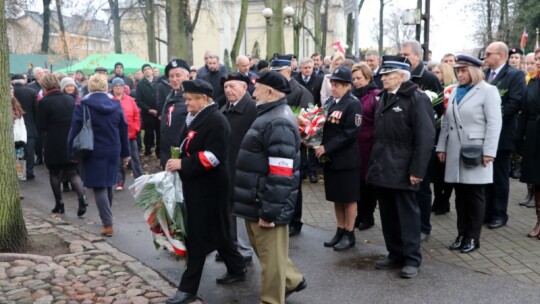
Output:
[{"xmin": 56, "ymin": 53, "xmax": 165, "ymax": 76}]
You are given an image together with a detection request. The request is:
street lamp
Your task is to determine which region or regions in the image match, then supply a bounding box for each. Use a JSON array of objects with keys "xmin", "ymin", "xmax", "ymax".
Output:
[{"xmin": 262, "ymin": 6, "xmax": 295, "ymax": 25}]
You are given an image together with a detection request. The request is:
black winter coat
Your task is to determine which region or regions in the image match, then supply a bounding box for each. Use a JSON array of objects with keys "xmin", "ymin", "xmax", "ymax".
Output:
[
  {"xmin": 287, "ymin": 78, "xmax": 313, "ymax": 109},
  {"xmin": 221, "ymin": 93, "xmax": 258, "ymax": 194},
  {"xmin": 485, "ymin": 64, "xmax": 526, "ymax": 150},
  {"xmin": 294, "ymin": 74, "xmax": 324, "ymax": 106},
  {"xmin": 321, "ymin": 92, "xmax": 363, "ymax": 170},
  {"xmin": 37, "ymin": 90, "xmax": 74, "ymax": 167},
  {"xmin": 13, "ymin": 83, "xmax": 39, "ymax": 138},
  {"xmin": 178, "ymin": 103, "xmax": 232, "ymax": 257},
  {"xmin": 366, "ymin": 81, "xmax": 435, "ymax": 190},
  {"xmin": 515, "ymin": 77, "xmax": 540, "ymax": 184},
  {"xmin": 136, "ymin": 78, "xmax": 157, "ymax": 125},
  {"xmin": 155, "ymin": 76, "xmax": 172, "ymax": 114},
  {"xmin": 233, "ymin": 99, "xmax": 301, "ymax": 225},
  {"xmin": 201, "ymin": 72, "xmax": 226, "ymax": 107},
  {"xmin": 410, "ymin": 62, "xmax": 443, "ymax": 93},
  {"xmin": 160, "ymin": 90, "xmax": 188, "ymax": 167}
]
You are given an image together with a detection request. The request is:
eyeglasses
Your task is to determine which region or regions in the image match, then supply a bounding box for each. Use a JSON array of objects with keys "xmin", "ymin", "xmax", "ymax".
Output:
[
  {"xmin": 525, "ymin": 62, "xmax": 536, "ymax": 66},
  {"xmin": 485, "ymin": 52, "xmax": 500, "ymax": 57}
]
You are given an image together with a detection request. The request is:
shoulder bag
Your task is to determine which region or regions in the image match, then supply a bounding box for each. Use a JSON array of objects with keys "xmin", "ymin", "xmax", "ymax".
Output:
[
  {"xmin": 72, "ymin": 104, "xmax": 94, "ymax": 159},
  {"xmin": 452, "ymin": 99, "xmax": 483, "ymax": 168}
]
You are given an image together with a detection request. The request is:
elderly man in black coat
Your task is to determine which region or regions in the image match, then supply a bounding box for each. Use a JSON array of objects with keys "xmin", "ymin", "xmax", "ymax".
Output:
[
  {"xmin": 483, "ymin": 41, "xmax": 527, "ymax": 229},
  {"xmin": 219, "ymin": 73, "xmax": 258, "ymax": 262},
  {"xmin": 367, "ymin": 56, "xmax": 435, "ymax": 279},
  {"xmin": 12, "ymin": 74, "xmax": 38, "ymax": 179}
]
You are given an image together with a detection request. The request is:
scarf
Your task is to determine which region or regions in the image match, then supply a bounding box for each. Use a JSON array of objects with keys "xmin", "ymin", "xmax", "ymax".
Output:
[{"xmin": 455, "ymin": 84, "xmax": 473, "ymax": 105}]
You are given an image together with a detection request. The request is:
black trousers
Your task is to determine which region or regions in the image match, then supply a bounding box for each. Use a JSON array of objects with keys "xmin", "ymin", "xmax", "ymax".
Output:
[
  {"xmin": 356, "ymin": 181, "xmax": 377, "ymax": 225},
  {"xmin": 432, "ymin": 156, "xmax": 453, "ymax": 212},
  {"xmin": 377, "ymin": 187, "xmax": 422, "ymax": 267},
  {"xmin": 179, "ymin": 241, "xmax": 245, "ymax": 294},
  {"xmin": 300, "ymin": 146, "xmax": 318, "ymax": 175},
  {"xmin": 453, "ymin": 184, "xmax": 485, "ymax": 241},
  {"xmin": 143, "ymin": 116, "xmax": 160, "ymax": 155},
  {"xmin": 290, "ymin": 181, "xmax": 303, "ymax": 230},
  {"xmin": 416, "ymin": 150, "xmax": 434, "ymax": 234},
  {"xmin": 25, "ymin": 137, "xmax": 36, "ymax": 175},
  {"xmin": 485, "ymin": 150, "xmax": 511, "ymax": 223}
]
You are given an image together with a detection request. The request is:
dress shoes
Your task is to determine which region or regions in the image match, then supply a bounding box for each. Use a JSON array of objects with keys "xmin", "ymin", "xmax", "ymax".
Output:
[
  {"xmin": 289, "ymin": 226, "xmax": 301, "ymax": 237},
  {"xmin": 420, "ymin": 233, "xmax": 430, "ymax": 242},
  {"xmin": 100, "ymin": 226, "xmax": 113, "ymax": 237},
  {"xmin": 333, "ymin": 230, "xmax": 355, "ymax": 251},
  {"xmin": 285, "ymin": 277, "xmax": 307, "ymax": 298},
  {"xmin": 400, "ymin": 266, "xmax": 419, "ymax": 279},
  {"xmin": 216, "ymin": 268, "xmax": 246, "ymax": 285},
  {"xmin": 324, "ymin": 228, "xmax": 345, "ymax": 247},
  {"xmin": 488, "ymin": 219, "xmax": 506, "ymax": 229},
  {"xmin": 309, "ymin": 173, "xmax": 318, "ymax": 183},
  {"xmin": 357, "ymin": 220, "xmax": 374, "ymax": 231},
  {"xmin": 165, "ymin": 290, "xmax": 197, "ymax": 304},
  {"xmin": 460, "ymin": 239, "xmax": 480, "ymax": 254},
  {"xmin": 449, "ymin": 236, "xmax": 464, "ymax": 250},
  {"xmin": 374, "ymin": 258, "xmax": 403, "ymax": 270}
]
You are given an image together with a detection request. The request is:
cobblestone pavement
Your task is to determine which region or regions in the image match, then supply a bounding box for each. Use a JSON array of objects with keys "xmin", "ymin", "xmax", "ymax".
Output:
[
  {"xmin": 0, "ymin": 207, "xmax": 188, "ymax": 304},
  {"xmin": 301, "ymin": 176, "xmax": 540, "ymax": 285}
]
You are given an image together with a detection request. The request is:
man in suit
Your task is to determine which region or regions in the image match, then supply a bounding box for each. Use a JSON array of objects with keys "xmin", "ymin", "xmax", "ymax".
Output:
[
  {"xmin": 483, "ymin": 41, "xmax": 527, "ymax": 229},
  {"xmin": 311, "ymin": 53, "xmax": 327, "ymax": 76},
  {"xmin": 400, "ymin": 40, "xmax": 443, "ymax": 242},
  {"xmin": 220, "ymin": 73, "xmax": 258, "ymax": 263},
  {"xmin": 365, "ymin": 50, "xmax": 383, "ymax": 89}
]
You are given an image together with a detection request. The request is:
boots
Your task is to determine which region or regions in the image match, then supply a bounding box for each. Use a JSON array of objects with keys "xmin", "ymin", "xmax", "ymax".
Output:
[
  {"xmin": 334, "ymin": 230, "xmax": 355, "ymax": 251},
  {"xmin": 77, "ymin": 195, "xmax": 88, "ymax": 217},
  {"xmin": 527, "ymin": 191, "xmax": 540, "ymax": 238},
  {"xmin": 519, "ymin": 184, "xmax": 534, "ymax": 206},
  {"xmin": 324, "ymin": 228, "xmax": 345, "ymax": 247},
  {"xmin": 51, "ymin": 199, "xmax": 65, "ymax": 214}
]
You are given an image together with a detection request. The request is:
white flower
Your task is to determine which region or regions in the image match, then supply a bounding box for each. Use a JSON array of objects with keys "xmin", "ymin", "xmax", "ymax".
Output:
[{"xmin": 423, "ymin": 90, "xmax": 438, "ymax": 101}]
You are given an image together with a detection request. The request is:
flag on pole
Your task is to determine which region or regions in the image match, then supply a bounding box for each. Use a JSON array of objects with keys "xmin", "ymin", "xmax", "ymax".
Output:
[
  {"xmin": 520, "ymin": 29, "xmax": 528, "ymax": 52},
  {"xmin": 535, "ymin": 28, "xmax": 539, "ymax": 51},
  {"xmin": 332, "ymin": 41, "xmax": 345, "ymax": 54}
]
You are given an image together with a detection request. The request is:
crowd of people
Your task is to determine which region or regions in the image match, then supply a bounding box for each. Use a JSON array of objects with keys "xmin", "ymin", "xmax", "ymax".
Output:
[{"xmin": 10, "ymin": 41, "xmax": 540, "ymax": 303}]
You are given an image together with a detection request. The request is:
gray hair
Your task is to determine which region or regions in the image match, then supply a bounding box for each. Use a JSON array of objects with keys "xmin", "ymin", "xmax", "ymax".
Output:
[
  {"xmin": 34, "ymin": 67, "xmax": 43, "ymax": 74},
  {"xmin": 11, "ymin": 79, "xmax": 26, "ymax": 85},
  {"xmin": 208, "ymin": 55, "xmax": 220, "ymax": 61},
  {"xmin": 236, "ymin": 55, "xmax": 249, "ymax": 65},
  {"xmin": 365, "ymin": 50, "xmax": 379, "ymax": 58},
  {"xmin": 299, "ymin": 57, "xmax": 314, "ymax": 67},
  {"xmin": 402, "ymin": 40, "xmax": 423, "ymax": 58},
  {"xmin": 396, "ymin": 69, "xmax": 411, "ymax": 81}
]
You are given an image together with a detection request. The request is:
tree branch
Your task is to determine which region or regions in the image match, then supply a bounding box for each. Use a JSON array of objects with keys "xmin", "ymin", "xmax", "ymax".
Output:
[{"xmin": 191, "ymin": 0, "xmax": 203, "ymax": 33}]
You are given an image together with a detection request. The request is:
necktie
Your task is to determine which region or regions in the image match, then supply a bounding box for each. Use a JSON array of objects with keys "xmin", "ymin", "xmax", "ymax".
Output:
[
  {"xmin": 229, "ymin": 103, "xmax": 235, "ymax": 111},
  {"xmin": 304, "ymin": 76, "xmax": 309, "ymax": 83},
  {"xmin": 488, "ymin": 71, "xmax": 496, "ymax": 83}
]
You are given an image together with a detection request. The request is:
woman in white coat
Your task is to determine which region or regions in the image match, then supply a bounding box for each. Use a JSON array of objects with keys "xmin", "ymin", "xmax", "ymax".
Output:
[{"xmin": 436, "ymin": 55, "xmax": 502, "ymax": 254}]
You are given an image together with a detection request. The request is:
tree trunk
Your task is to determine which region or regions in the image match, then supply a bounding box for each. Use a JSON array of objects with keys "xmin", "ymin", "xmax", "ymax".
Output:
[
  {"xmin": 108, "ymin": 0, "xmax": 122, "ymax": 53},
  {"xmin": 230, "ymin": 0, "xmax": 248, "ymax": 70},
  {"xmin": 497, "ymin": 0, "xmax": 508, "ymax": 42},
  {"xmin": 486, "ymin": 0, "xmax": 493, "ymax": 44},
  {"xmin": 378, "ymin": 0, "xmax": 385, "ymax": 55},
  {"xmin": 177, "ymin": 0, "xmax": 189, "ymax": 62},
  {"xmin": 166, "ymin": 0, "xmax": 179, "ymax": 61},
  {"xmin": 55, "ymin": 0, "xmax": 69, "ymax": 60},
  {"xmin": 145, "ymin": 0, "xmax": 157, "ymax": 62},
  {"xmin": 41, "ymin": 0, "xmax": 52, "ymax": 53},
  {"xmin": 320, "ymin": 0, "xmax": 328, "ymax": 55},
  {"xmin": 265, "ymin": 0, "xmax": 285, "ymax": 59},
  {"xmin": 0, "ymin": 0, "xmax": 29, "ymax": 253},
  {"xmin": 346, "ymin": 13, "xmax": 353, "ymax": 56}
]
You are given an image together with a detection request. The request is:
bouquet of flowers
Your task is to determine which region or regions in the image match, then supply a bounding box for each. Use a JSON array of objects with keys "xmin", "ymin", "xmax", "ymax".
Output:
[
  {"xmin": 295, "ymin": 104, "xmax": 326, "ymax": 148},
  {"xmin": 129, "ymin": 150, "xmax": 187, "ymax": 258}
]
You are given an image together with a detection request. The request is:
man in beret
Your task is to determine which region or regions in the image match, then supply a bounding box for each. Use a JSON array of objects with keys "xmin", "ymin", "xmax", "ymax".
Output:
[
  {"xmin": 233, "ymin": 71, "xmax": 306, "ymax": 303},
  {"xmin": 159, "ymin": 59, "xmax": 190, "ymax": 168},
  {"xmin": 483, "ymin": 41, "xmax": 526, "ymax": 229},
  {"xmin": 218, "ymin": 73, "xmax": 258, "ymax": 264}
]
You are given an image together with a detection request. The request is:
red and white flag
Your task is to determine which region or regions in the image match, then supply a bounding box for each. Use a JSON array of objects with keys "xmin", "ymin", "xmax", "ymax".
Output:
[
  {"xmin": 332, "ymin": 41, "xmax": 345, "ymax": 54},
  {"xmin": 520, "ymin": 30, "xmax": 528, "ymax": 51}
]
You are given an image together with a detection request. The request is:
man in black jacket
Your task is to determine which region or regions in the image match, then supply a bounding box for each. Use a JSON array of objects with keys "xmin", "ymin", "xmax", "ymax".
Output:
[
  {"xmin": 400, "ymin": 40, "xmax": 444, "ymax": 242},
  {"xmin": 311, "ymin": 53, "xmax": 327, "ymax": 76},
  {"xmin": 137, "ymin": 63, "xmax": 160, "ymax": 158},
  {"xmin": 483, "ymin": 41, "xmax": 526, "ymax": 229},
  {"xmin": 113, "ymin": 62, "xmax": 134, "ymax": 89},
  {"xmin": 220, "ymin": 73, "xmax": 258, "ymax": 263},
  {"xmin": 233, "ymin": 71, "xmax": 306, "ymax": 303},
  {"xmin": 12, "ymin": 74, "xmax": 38, "ymax": 179},
  {"xmin": 201, "ymin": 55, "xmax": 227, "ymax": 107}
]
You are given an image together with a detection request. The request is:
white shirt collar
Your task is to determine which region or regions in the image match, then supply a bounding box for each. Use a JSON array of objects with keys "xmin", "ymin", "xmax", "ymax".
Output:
[{"xmin": 491, "ymin": 64, "xmax": 504, "ymax": 75}]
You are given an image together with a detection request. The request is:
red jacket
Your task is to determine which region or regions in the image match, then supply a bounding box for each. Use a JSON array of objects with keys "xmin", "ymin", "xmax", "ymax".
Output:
[{"xmin": 115, "ymin": 94, "xmax": 141, "ymax": 140}]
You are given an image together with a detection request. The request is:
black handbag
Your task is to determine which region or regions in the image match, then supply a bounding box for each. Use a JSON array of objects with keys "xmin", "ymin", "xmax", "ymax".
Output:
[
  {"xmin": 72, "ymin": 104, "xmax": 94, "ymax": 159},
  {"xmin": 460, "ymin": 144, "xmax": 483, "ymax": 168}
]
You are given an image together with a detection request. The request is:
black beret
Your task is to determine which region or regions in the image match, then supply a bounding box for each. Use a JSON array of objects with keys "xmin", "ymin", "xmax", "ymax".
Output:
[
  {"xmin": 454, "ymin": 54, "xmax": 483, "ymax": 68},
  {"xmin": 257, "ymin": 71, "xmax": 291, "ymax": 94},
  {"xmin": 182, "ymin": 79, "xmax": 214, "ymax": 97},
  {"xmin": 11, "ymin": 74, "xmax": 25, "ymax": 81},
  {"xmin": 141, "ymin": 63, "xmax": 152, "ymax": 71},
  {"xmin": 379, "ymin": 55, "xmax": 411, "ymax": 74},
  {"xmin": 257, "ymin": 60, "xmax": 269, "ymax": 70},
  {"xmin": 328, "ymin": 66, "xmax": 352, "ymax": 83},
  {"xmin": 95, "ymin": 66, "xmax": 107, "ymax": 73},
  {"xmin": 509, "ymin": 48, "xmax": 523, "ymax": 56},
  {"xmin": 165, "ymin": 59, "xmax": 190, "ymax": 77},
  {"xmin": 114, "ymin": 62, "xmax": 124, "ymax": 68},
  {"xmin": 221, "ymin": 72, "xmax": 251, "ymax": 87}
]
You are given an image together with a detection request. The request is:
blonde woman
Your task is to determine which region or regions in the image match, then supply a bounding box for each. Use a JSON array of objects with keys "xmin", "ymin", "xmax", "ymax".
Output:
[
  {"xmin": 433, "ymin": 63, "xmax": 457, "ymax": 87},
  {"xmin": 320, "ymin": 52, "xmax": 346, "ymax": 104}
]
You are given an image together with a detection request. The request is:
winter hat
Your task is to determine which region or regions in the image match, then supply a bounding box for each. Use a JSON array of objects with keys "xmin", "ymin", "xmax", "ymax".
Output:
[
  {"xmin": 111, "ymin": 77, "xmax": 125, "ymax": 86},
  {"xmin": 60, "ymin": 77, "xmax": 76, "ymax": 91}
]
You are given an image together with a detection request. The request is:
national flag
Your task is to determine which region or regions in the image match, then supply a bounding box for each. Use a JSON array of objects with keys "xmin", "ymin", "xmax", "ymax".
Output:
[
  {"xmin": 520, "ymin": 30, "xmax": 528, "ymax": 51},
  {"xmin": 332, "ymin": 41, "xmax": 345, "ymax": 54}
]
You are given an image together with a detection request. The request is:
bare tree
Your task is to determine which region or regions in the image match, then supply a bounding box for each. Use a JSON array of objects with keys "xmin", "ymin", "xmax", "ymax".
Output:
[
  {"xmin": 378, "ymin": 0, "xmax": 392, "ymax": 56},
  {"xmin": 55, "ymin": 0, "xmax": 70, "ymax": 60},
  {"xmin": 0, "ymin": 0, "xmax": 29, "ymax": 253},
  {"xmin": 230, "ymin": 0, "xmax": 248, "ymax": 70},
  {"xmin": 5, "ymin": 0, "xmax": 27, "ymax": 18},
  {"xmin": 320, "ymin": 0, "xmax": 329, "ymax": 56},
  {"xmin": 41, "ymin": 0, "xmax": 52, "ymax": 53},
  {"xmin": 108, "ymin": 0, "xmax": 122, "ymax": 53},
  {"xmin": 144, "ymin": 0, "xmax": 157, "ymax": 62},
  {"xmin": 346, "ymin": 0, "xmax": 365, "ymax": 55},
  {"xmin": 167, "ymin": 0, "xmax": 203, "ymax": 63},
  {"xmin": 384, "ymin": 9, "xmax": 415, "ymax": 53}
]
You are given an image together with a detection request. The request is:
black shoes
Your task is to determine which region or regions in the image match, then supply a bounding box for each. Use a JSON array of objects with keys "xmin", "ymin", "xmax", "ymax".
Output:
[
  {"xmin": 51, "ymin": 200, "xmax": 65, "ymax": 214},
  {"xmin": 77, "ymin": 195, "xmax": 88, "ymax": 217},
  {"xmin": 324, "ymin": 228, "xmax": 345, "ymax": 247},
  {"xmin": 420, "ymin": 233, "xmax": 430, "ymax": 242},
  {"xmin": 216, "ymin": 268, "xmax": 247, "ymax": 285},
  {"xmin": 374, "ymin": 258, "xmax": 403, "ymax": 270},
  {"xmin": 400, "ymin": 266, "xmax": 419, "ymax": 278},
  {"xmin": 165, "ymin": 291, "xmax": 197, "ymax": 304},
  {"xmin": 460, "ymin": 239, "xmax": 480, "ymax": 253},
  {"xmin": 289, "ymin": 226, "xmax": 301, "ymax": 237},
  {"xmin": 285, "ymin": 277, "xmax": 307, "ymax": 298},
  {"xmin": 488, "ymin": 219, "xmax": 506, "ymax": 229},
  {"xmin": 356, "ymin": 220, "xmax": 374, "ymax": 231},
  {"xmin": 309, "ymin": 173, "xmax": 318, "ymax": 183},
  {"xmin": 449, "ymin": 236, "xmax": 464, "ymax": 250},
  {"xmin": 26, "ymin": 173, "xmax": 35, "ymax": 180},
  {"xmin": 334, "ymin": 230, "xmax": 355, "ymax": 251}
]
